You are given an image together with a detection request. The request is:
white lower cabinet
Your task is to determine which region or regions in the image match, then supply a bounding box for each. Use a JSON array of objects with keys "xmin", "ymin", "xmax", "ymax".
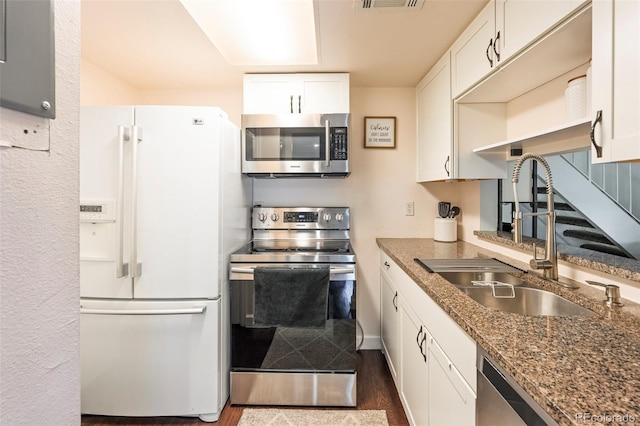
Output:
[
  {"xmin": 380, "ymin": 250, "xmax": 477, "ymax": 426},
  {"xmin": 380, "ymin": 268, "xmax": 400, "ymax": 383},
  {"xmin": 399, "ymin": 299, "xmax": 429, "ymax": 426}
]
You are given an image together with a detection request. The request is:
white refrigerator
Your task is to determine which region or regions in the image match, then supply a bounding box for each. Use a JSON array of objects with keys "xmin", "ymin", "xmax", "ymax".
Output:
[{"xmin": 79, "ymin": 105, "xmax": 251, "ymax": 422}]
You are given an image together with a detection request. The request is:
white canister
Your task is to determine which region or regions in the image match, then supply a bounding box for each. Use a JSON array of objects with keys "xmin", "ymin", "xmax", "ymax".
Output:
[
  {"xmin": 434, "ymin": 218, "xmax": 457, "ymax": 242},
  {"xmin": 565, "ymin": 75, "xmax": 587, "ymax": 121}
]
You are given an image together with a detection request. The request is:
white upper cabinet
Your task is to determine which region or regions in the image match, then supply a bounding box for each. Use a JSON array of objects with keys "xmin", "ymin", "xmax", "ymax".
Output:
[
  {"xmin": 495, "ymin": 0, "xmax": 584, "ymax": 61},
  {"xmin": 243, "ymin": 73, "xmax": 350, "ymax": 114},
  {"xmin": 451, "ymin": 1, "xmax": 497, "ymax": 99},
  {"xmin": 451, "ymin": 0, "xmax": 588, "ymax": 99},
  {"xmin": 591, "ymin": 0, "xmax": 640, "ymax": 164},
  {"xmin": 417, "ymin": 50, "xmax": 505, "ymax": 182},
  {"xmin": 416, "ymin": 52, "xmax": 453, "ymax": 182}
]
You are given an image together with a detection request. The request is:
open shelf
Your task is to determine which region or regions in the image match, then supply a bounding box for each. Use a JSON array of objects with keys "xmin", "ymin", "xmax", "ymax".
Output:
[{"xmin": 473, "ymin": 117, "xmax": 591, "ymax": 154}]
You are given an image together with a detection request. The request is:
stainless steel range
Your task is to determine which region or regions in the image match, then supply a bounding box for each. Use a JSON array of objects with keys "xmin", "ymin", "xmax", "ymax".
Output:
[{"xmin": 229, "ymin": 206, "xmax": 357, "ymax": 407}]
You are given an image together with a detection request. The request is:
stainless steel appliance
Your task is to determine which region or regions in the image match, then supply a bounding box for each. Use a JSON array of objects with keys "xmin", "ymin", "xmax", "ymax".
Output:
[
  {"xmin": 477, "ymin": 346, "xmax": 558, "ymax": 426},
  {"xmin": 229, "ymin": 206, "xmax": 357, "ymax": 406},
  {"xmin": 241, "ymin": 113, "xmax": 350, "ymax": 177}
]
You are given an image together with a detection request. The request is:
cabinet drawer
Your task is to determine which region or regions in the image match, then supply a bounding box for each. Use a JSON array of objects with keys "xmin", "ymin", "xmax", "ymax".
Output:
[
  {"xmin": 428, "ymin": 333, "xmax": 476, "ymax": 401},
  {"xmin": 380, "ymin": 251, "xmax": 414, "ymax": 291}
]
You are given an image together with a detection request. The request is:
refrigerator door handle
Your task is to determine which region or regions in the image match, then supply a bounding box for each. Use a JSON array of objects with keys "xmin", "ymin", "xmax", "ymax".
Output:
[
  {"xmin": 116, "ymin": 126, "xmax": 130, "ymax": 278},
  {"xmin": 80, "ymin": 306, "xmax": 207, "ymax": 315},
  {"xmin": 130, "ymin": 125, "xmax": 143, "ymax": 278}
]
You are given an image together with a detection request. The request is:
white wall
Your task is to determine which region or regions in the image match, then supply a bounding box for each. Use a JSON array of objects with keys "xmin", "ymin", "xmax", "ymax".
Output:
[{"xmin": 0, "ymin": 1, "xmax": 81, "ymax": 424}]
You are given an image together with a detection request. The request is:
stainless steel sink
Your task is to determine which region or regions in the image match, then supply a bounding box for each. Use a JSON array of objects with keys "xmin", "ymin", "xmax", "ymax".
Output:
[
  {"xmin": 458, "ymin": 286, "xmax": 595, "ymax": 316},
  {"xmin": 436, "ymin": 270, "xmax": 594, "ymax": 317},
  {"xmin": 438, "ymin": 271, "xmax": 525, "ymax": 287}
]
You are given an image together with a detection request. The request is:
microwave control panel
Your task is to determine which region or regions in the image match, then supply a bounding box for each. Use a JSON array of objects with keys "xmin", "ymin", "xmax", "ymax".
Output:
[{"xmin": 330, "ymin": 127, "xmax": 348, "ymax": 160}]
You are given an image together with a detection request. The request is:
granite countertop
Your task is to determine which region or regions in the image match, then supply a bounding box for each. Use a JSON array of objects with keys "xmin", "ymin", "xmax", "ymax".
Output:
[{"xmin": 376, "ymin": 238, "xmax": 640, "ymax": 426}]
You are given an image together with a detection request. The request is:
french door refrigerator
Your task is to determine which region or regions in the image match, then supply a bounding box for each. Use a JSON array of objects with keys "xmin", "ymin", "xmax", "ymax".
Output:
[{"xmin": 79, "ymin": 105, "xmax": 251, "ymax": 422}]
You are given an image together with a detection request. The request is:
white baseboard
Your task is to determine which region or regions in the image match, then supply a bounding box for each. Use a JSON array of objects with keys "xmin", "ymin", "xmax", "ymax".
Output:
[{"xmin": 357, "ymin": 336, "xmax": 381, "ymax": 350}]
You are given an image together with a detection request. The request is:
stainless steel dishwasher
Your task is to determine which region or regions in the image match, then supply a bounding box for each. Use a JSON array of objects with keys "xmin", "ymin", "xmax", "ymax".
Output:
[{"xmin": 477, "ymin": 346, "xmax": 559, "ymax": 426}]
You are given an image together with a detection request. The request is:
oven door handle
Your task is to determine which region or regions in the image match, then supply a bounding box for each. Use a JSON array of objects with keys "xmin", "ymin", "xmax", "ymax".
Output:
[{"xmin": 230, "ymin": 266, "xmax": 355, "ymax": 277}]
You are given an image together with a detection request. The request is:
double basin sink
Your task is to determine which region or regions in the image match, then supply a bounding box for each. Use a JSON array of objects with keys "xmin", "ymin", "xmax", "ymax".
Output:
[{"xmin": 416, "ymin": 258, "xmax": 594, "ymax": 317}]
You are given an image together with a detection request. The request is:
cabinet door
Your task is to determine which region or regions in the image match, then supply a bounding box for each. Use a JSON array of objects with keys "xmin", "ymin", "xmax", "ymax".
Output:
[
  {"xmin": 243, "ymin": 73, "xmax": 350, "ymax": 114},
  {"xmin": 428, "ymin": 335, "xmax": 476, "ymax": 426},
  {"xmin": 451, "ymin": 0, "xmax": 496, "ymax": 98},
  {"xmin": 380, "ymin": 270, "xmax": 400, "ymax": 384},
  {"xmin": 416, "ymin": 52, "xmax": 453, "ymax": 182},
  {"xmin": 243, "ymin": 74, "xmax": 296, "ymax": 114},
  {"xmin": 399, "ymin": 301, "xmax": 429, "ymax": 426},
  {"xmin": 299, "ymin": 74, "xmax": 350, "ymax": 114},
  {"xmin": 591, "ymin": 0, "xmax": 640, "ymax": 163},
  {"xmin": 495, "ymin": 0, "xmax": 583, "ymax": 62}
]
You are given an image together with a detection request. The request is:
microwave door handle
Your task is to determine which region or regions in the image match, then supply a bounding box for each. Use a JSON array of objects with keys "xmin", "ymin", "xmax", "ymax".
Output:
[{"xmin": 325, "ymin": 120, "xmax": 330, "ymax": 168}]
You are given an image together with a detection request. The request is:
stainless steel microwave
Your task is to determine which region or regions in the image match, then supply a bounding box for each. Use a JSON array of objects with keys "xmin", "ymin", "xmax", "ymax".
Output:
[{"xmin": 241, "ymin": 113, "xmax": 350, "ymax": 178}]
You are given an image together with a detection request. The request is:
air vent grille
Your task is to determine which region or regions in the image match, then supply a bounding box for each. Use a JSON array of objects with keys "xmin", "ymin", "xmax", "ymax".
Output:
[{"xmin": 357, "ymin": 0, "xmax": 424, "ymax": 11}]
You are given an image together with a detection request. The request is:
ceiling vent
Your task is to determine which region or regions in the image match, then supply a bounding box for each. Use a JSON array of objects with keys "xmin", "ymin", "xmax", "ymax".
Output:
[{"xmin": 356, "ymin": 0, "xmax": 425, "ymax": 11}]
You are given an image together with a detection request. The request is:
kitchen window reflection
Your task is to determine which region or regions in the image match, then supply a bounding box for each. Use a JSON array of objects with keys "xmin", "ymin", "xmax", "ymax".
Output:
[{"xmin": 499, "ymin": 149, "xmax": 640, "ymax": 262}]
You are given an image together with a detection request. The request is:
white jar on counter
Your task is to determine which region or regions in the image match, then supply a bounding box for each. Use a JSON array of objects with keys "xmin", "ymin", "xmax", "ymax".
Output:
[{"xmin": 565, "ymin": 74, "xmax": 587, "ymax": 121}]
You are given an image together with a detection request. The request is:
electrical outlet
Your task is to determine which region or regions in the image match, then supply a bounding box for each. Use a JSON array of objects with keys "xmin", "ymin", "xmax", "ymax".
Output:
[{"xmin": 405, "ymin": 201, "xmax": 415, "ymax": 216}]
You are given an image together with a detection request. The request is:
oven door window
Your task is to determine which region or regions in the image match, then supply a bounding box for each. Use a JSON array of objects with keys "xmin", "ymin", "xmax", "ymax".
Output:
[
  {"xmin": 245, "ymin": 127, "xmax": 326, "ymax": 161},
  {"xmin": 231, "ymin": 279, "xmax": 356, "ymax": 372}
]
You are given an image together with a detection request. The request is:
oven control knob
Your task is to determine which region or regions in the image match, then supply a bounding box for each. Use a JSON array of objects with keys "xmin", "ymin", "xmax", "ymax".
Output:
[
  {"xmin": 258, "ymin": 213, "xmax": 268, "ymax": 222},
  {"xmin": 323, "ymin": 213, "xmax": 332, "ymax": 222},
  {"xmin": 271, "ymin": 213, "xmax": 280, "ymax": 222},
  {"xmin": 335, "ymin": 213, "xmax": 344, "ymax": 222}
]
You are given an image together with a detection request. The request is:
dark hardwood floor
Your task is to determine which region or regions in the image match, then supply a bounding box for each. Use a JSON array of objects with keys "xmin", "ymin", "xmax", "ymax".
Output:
[{"xmin": 81, "ymin": 350, "xmax": 409, "ymax": 426}]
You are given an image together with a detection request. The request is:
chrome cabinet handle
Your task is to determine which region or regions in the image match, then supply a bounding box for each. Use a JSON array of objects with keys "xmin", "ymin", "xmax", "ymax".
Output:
[
  {"xmin": 290, "ymin": 95, "xmax": 294, "ymax": 114},
  {"xmin": 392, "ymin": 291, "xmax": 398, "ymax": 311},
  {"xmin": 116, "ymin": 125, "xmax": 130, "ymax": 278},
  {"xmin": 416, "ymin": 325, "xmax": 423, "ymax": 349},
  {"xmin": 590, "ymin": 110, "xmax": 603, "ymax": 158},
  {"xmin": 444, "ymin": 155, "xmax": 450, "ymax": 177},
  {"xmin": 486, "ymin": 38, "xmax": 494, "ymax": 67},
  {"xmin": 493, "ymin": 31, "xmax": 501, "ymax": 62},
  {"xmin": 384, "ymin": 261, "xmax": 390, "ymax": 269},
  {"xmin": 298, "ymin": 95, "xmax": 302, "ymax": 114}
]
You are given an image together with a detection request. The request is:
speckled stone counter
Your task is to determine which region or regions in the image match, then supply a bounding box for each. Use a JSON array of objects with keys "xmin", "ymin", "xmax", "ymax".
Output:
[{"xmin": 376, "ymin": 238, "xmax": 640, "ymax": 426}]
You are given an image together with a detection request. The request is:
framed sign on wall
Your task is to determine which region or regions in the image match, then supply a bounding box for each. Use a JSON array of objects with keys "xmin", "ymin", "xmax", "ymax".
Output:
[{"xmin": 364, "ymin": 116, "xmax": 396, "ymax": 149}]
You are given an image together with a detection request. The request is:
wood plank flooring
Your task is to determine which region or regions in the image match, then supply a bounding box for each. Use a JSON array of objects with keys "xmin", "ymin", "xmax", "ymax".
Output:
[{"xmin": 81, "ymin": 350, "xmax": 409, "ymax": 426}]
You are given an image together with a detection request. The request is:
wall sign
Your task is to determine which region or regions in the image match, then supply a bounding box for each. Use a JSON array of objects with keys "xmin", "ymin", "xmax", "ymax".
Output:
[{"xmin": 364, "ymin": 116, "xmax": 396, "ymax": 149}]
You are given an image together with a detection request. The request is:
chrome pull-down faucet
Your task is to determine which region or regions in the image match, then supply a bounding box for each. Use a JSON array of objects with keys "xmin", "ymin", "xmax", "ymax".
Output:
[{"xmin": 511, "ymin": 153, "xmax": 558, "ymax": 281}]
